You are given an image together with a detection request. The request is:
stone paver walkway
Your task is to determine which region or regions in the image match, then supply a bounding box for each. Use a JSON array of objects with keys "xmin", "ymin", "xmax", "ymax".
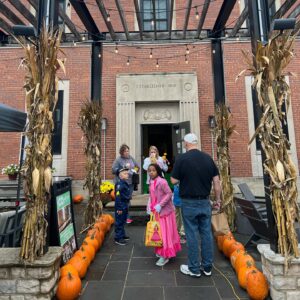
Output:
[{"xmin": 73, "ymin": 202, "xmax": 268, "ymax": 300}]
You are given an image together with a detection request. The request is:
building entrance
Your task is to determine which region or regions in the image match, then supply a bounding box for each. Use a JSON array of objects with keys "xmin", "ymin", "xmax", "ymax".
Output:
[{"xmin": 141, "ymin": 124, "xmax": 173, "ymax": 193}]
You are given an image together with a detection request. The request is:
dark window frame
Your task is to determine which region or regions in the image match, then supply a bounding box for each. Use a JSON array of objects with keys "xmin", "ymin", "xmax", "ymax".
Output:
[
  {"xmin": 141, "ymin": 0, "xmax": 169, "ymax": 31},
  {"xmin": 53, "ymin": 90, "xmax": 64, "ymax": 155}
]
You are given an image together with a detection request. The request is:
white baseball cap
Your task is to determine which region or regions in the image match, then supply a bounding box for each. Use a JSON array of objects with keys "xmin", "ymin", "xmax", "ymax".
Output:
[{"xmin": 184, "ymin": 133, "xmax": 198, "ymax": 144}]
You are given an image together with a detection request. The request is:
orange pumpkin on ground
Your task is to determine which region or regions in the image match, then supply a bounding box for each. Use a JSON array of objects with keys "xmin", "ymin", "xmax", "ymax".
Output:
[
  {"xmin": 56, "ymin": 272, "xmax": 82, "ymax": 300},
  {"xmin": 230, "ymin": 249, "xmax": 246, "ymax": 269},
  {"xmin": 237, "ymin": 261, "xmax": 257, "ymax": 289},
  {"xmin": 235, "ymin": 252, "xmax": 255, "ymax": 273},
  {"xmin": 110, "ymin": 190, "xmax": 115, "ymax": 200},
  {"xmin": 73, "ymin": 194, "xmax": 84, "ymax": 203},
  {"xmin": 217, "ymin": 232, "xmax": 233, "ymax": 251},
  {"xmin": 106, "ymin": 214, "xmax": 115, "ymax": 224},
  {"xmin": 60, "ymin": 264, "xmax": 79, "ymax": 278},
  {"xmin": 222, "ymin": 237, "xmax": 236, "ymax": 257},
  {"xmin": 68, "ymin": 256, "xmax": 89, "ymax": 279},
  {"xmin": 94, "ymin": 221, "xmax": 108, "ymax": 233},
  {"xmin": 79, "ymin": 244, "xmax": 95, "ymax": 261},
  {"xmin": 228, "ymin": 242, "xmax": 245, "ymax": 258},
  {"xmin": 83, "ymin": 236, "xmax": 100, "ymax": 252},
  {"xmin": 87, "ymin": 229, "xmax": 100, "ymax": 242},
  {"xmin": 246, "ymin": 269, "xmax": 269, "ymax": 300},
  {"xmin": 73, "ymin": 250, "xmax": 91, "ymax": 266}
]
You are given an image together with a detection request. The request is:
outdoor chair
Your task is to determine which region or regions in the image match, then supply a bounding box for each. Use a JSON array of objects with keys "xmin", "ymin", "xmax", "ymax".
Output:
[
  {"xmin": 0, "ymin": 206, "xmax": 26, "ymax": 247},
  {"xmin": 234, "ymin": 195, "xmax": 269, "ymax": 248}
]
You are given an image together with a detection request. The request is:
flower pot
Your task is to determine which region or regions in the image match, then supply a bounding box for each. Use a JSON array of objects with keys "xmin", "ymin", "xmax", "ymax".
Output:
[{"xmin": 8, "ymin": 174, "xmax": 18, "ymax": 180}]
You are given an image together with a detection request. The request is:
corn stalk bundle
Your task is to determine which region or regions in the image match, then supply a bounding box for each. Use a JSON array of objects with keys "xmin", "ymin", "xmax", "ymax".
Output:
[
  {"xmin": 241, "ymin": 32, "xmax": 300, "ymax": 258},
  {"xmin": 214, "ymin": 104, "xmax": 236, "ymax": 231},
  {"xmin": 15, "ymin": 27, "xmax": 65, "ymax": 261},
  {"xmin": 78, "ymin": 101, "xmax": 103, "ymax": 227}
]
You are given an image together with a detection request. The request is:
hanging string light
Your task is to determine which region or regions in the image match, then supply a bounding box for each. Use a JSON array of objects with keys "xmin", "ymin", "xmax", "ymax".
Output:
[
  {"xmin": 185, "ymin": 45, "xmax": 190, "ymax": 55},
  {"xmin": 115, "ymin": 43, "xmax": 118, "ymax": 53},
  {"xmin": 107, "ymin": 11, "xmax": 111, "ymax": 22},
  {"xmin": 212, "ymin": 49, "xmax": 216, "ymax": 54},
  {"xmin": 98, "ymin": 53, "xmax": 101, "ymax": 58},
  {"xmin": 73, "ymin": 41, "xmax": 77, "ymax": 46},
  {"xmin": 195, "ymin": 7, "xmax": 200, "ymax": 20},
  {"xmin": 82, "ymin": 35, "xmax": 86, "ymax": 41},
  {"xmin": 185, "ymin": 55, "xmax": 189, "ymax": 64},
  {"xmin": 149, "ymin": 48, "xmax": 153, "ymax": 59},
  {"xmin": 126, "ymin": 57, "xmax": 130, "ymax": 66},
  {"xmin": 156, "ymin": 59, "xmax": 159, "ymax": 68}
]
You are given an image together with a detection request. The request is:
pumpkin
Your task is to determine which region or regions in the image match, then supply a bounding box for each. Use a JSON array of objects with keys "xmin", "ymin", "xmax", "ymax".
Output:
[
  {"xmin": 60, "ymin": 264, "xmax": 79, "ymax": 278},
  {"xmin": 235, "ymin": 252, "xmax": 255, "ymax": 273},
  {"xmin": 94, "ymin": 221, "xmax": 108, "ymax": 233},
  {"xmin": 107, "ymin": 214, "xmax": 115, "ymax": 224},
  {"xmin": 246, "ymin": 269, "xmax": 269, "ymax": 300},
  {"xmin": 68, "ymin": 256, "xmax": 89, "ymax": 278},
  {"xmin": 237, "ymin": 261, "xmax": 257, "ymax": 289},
  {"xmin": 83, "ymin": 236, "xmax": 100, "ymax": 252},
  {"xmin": 217, "ymin": 232, "xmax": 233, "ymax": 251},
  {"xmin": 56, "ymin": 272, "xmax": 82, "ymax": 300},
  {"xmin": 101, "ymin": 214, "xmax": 112, "ymax": 226},
  {"xmin": 87, "ymin": 229, "xmax": 100, "ymax": 242},
  {"xmin": 73, "ymin": 250, "xmax": 91, "ymax": 265},
  {"xmin": 228, "ymin": 241, "xmax": 245, "ymax": 258},
  {"xmin": 110, "ymin": 190, "xmax": 115, "ymax": 201},
  {"xmin": 222, "ymin": 236, "xmax": 236, "ymax": 257},
  {"xmin": 73, "ymin": 194, "xmax": 84, "ymax": 203},
  {"xmin": 230, "ymin": 249, "xmax": 245, "ymax": 269},
  {"xmin": 79, "ymin": 244, "xmax": 95, "ymax": 261}
]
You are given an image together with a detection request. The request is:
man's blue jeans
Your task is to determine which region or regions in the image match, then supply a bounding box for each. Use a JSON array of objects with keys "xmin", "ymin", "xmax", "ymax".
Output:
[{"xmin": 181, "ymin": 199, "xmax": 213, "ymax": 274}]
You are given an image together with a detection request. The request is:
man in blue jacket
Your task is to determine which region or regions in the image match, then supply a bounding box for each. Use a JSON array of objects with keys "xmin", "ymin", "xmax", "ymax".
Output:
[{"xmin": 114, "ymin": 167, "xmax": 131, "ymax": 245}]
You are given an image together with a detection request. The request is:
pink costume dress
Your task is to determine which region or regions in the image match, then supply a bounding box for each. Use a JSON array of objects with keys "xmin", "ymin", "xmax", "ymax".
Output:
[{"xmin": 149, "ymin": 177, "xmax": 181, "ymax": 258}]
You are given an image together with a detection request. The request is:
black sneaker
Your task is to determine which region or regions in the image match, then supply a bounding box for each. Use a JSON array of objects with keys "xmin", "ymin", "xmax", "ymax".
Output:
[
  {"xmin": 201, "ymin": 266, "xmax": 212, "ymax": 276},
  {"xmin": 115, "ymin": 239, "xmax": 126, "ymax": 246},
  {"xmin": 123, "ymin": 236, "xmax": 130, "ymax": 241}
]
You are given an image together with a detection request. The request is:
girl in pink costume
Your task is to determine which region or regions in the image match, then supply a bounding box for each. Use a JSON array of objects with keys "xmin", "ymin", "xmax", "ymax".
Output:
[{"xmin": 148, "ymin": 163, "xmax": 181, "ymax": 266}]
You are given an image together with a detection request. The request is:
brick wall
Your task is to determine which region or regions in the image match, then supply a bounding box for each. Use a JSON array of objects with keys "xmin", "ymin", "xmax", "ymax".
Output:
[{"xmin": 1, "ymin": 1, "xmax": 300, "ymax": 180}]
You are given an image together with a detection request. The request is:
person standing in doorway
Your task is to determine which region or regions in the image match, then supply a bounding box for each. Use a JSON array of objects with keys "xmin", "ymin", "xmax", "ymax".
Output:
[
  {"xmin": 171, "ymin": 133, "xmax": 222, "ymax": 278},
  {"xmin": 112, "ymin": 144, "xmax": 140, "ymax": 224},
  {"xmin": 143, "ymin": 146, "xmax": 168, "ymax": 190}
]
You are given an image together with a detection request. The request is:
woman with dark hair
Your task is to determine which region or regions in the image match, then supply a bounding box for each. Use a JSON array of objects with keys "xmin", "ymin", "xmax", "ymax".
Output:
[{"xmin": 112, "ymin": 144, "xmax": 140, "ymax": 224}]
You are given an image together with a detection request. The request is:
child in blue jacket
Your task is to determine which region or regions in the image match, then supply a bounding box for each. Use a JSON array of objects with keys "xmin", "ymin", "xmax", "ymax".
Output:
[
  {"xmin": 114, "ymin": 167, "xmax": 131, "ymax": 245},
  {"xmin": 173, "ymin": 184, "xmax": 186, "ymax": 244}
]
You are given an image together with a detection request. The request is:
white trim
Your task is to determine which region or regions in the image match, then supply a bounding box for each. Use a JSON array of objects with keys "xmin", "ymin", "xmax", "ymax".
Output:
[{"xmin": 53, "ymin": 80, "xmax": 70, "ymax": 176}]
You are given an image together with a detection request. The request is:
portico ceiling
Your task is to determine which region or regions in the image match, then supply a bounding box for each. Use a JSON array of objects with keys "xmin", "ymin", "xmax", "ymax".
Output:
[{"xmin": 0, "ymin": 0, "xmax": 298, "ymax": 44}]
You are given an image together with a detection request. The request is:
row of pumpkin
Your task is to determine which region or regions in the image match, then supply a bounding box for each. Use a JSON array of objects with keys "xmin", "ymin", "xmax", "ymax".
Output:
[
  {"xmin": 216, "ymin": 232, "xmax": 269, "ymax": 300},
  {"xmin": 56, "ymin": 214, "xmax": 115, "ymax": 300}
]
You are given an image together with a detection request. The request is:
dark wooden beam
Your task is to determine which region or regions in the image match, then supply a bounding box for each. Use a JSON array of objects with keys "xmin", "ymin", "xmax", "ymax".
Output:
[
  {"xmin": 288, "ymin": 4, "xmax": 300, "ymax": 18},
  {"xmin": 133, "ymin": 0, "xmax": 143, "ymax": 40},
  {"xmin": 95, "ymin": 0, "xmax": 116, "ymax": 41},
  {"xmin": 69, "ymin": 0, "xmax": 102, "ymax": 41},
  {"xmin": 230, "ymin": 2, "xmax": 248, "ymax": 37},
  {"xmin": 212, "ymin": 0, "xmax": 237, "ymax": 38},
  {"xmin": 0, "ymin": 16, "xmax": 12, "ymax": 33},
  {"xmin": 196, "ymin": 0, "xmax": 210, "ymax": 39},
  {"xmin": 168, "ymin": 0, "xmax": 174, "ymax": 39},
  {"xmin": 115, "ymin": 0, "xmax": 130, "ymax": 40},
  {"xmin": 268, "ymin": 0, "xmax": 276, "ymax": 7},
  {"xmin": 152, "ymin": 0, "xmax": 157, "ymax": 40},
  {"xmin": 273, "ymin": 0, "xmax": 297, "ymax": 20},
  {"xmin": 183, "ymin": 0, "xmax": 192, "ymax": 39},
  {"xmin": 91, "ymin": 41, "xmax": 103, "ymax": 102},
  {"xmin": 8, "ymin": 0, "xmax": 36, "ymax": 27},
  {"xmin": 0, "ymin": 1, "xmax": 25, "ymax": 25}
]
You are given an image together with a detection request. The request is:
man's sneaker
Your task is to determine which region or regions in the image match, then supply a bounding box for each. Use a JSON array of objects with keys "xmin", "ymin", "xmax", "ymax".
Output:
[
  {"xmin": 126, "ymin": 218, "xmax": 133, "ymax": 224},
  {"xmin": 123, "ymin": 236, "xmax": 130, "ymax": 241},
  {"xmin": 115, "ymin": 239, "xmax": 126, "ymax": 246},
  {"xmin": 201, "ymin": 266, "xmax": 212, "ymax": 276},
  {"xmin": 180, "ymin": 264, "xmax": 201, "ymax": 277},
  {"xmin": 156, "ymin": 257, "xmax": 169, "ymax": 267}
]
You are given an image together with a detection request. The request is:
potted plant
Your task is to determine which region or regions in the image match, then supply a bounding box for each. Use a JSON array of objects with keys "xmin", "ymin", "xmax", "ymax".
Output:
[
  {"xmin": 1, "ymin": 164, "xmax": 20, "ymax": 180},
  {"xmin": 100, "ymin": 181, "xmax": 115, "ymax": 207}
]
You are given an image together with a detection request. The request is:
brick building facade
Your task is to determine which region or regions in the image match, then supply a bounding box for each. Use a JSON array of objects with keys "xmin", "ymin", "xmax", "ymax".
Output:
[{"xmin": 0, "ymin": 0, "xmax": 299, "ymax": 192}]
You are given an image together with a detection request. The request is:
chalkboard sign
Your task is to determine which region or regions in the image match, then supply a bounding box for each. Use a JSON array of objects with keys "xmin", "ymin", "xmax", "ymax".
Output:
[{"xmin": 50, "ymin": 178, "xmax": 78, "ymax": 264}]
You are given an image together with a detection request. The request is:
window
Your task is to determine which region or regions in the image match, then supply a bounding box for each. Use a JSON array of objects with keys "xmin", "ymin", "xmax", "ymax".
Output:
[
  {"xmin": 53, "ymin": 91, "xmax": 64, "ymax": 155},
  {"xmin": 141, "ymin": 0, "xmax": 168, "ymax": 31}
]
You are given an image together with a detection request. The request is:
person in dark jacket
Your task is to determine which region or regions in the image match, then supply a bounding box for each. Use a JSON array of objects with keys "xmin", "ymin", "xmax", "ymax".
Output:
[{"xmin": 114, "ymin": 167, "xmax": 131, "ymax": 245}]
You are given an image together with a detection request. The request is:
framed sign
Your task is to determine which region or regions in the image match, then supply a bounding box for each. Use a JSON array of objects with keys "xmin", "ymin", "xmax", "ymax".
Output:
[{"xmin": 50, "ymin": 178, "xmax": 78, "ymax": 264}]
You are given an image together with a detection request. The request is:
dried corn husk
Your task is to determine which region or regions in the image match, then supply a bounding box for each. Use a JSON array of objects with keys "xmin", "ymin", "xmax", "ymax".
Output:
[
  {"xmin": 243, "ymin": 31, "xmax": 300, "ymax": 258},
  {"xmin": 15, "ymin": 26, "xmax": 65, "ymax": 261},
  {"xmin": 78, "ymin": 101, "xmax": 103, "ymax": 227},
  {"xmin": 214, "ymin": 104, "xmax": 237, "ymax": 231}
]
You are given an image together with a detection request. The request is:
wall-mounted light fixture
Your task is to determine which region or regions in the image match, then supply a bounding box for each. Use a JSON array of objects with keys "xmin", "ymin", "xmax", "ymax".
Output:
[
  {"xmin": 271, "ymin": 18, "xmax": 296, "ymax": 33},
  {"xmin": 208, "ymin": 115, "xmax": 216, "ymax": 129},
  {"xmin": 101, "ymin": 117, "xmax": 108, "ymax": 131},
  {"xmin": 12, "ymin": 25, "xmax": 36, "ymax": 37}
]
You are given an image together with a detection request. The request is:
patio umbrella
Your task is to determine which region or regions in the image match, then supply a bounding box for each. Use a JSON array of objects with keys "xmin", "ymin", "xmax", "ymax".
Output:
[{"xmin": 0, "ymin": 103, "xmax": 26, "ymax": 132}]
